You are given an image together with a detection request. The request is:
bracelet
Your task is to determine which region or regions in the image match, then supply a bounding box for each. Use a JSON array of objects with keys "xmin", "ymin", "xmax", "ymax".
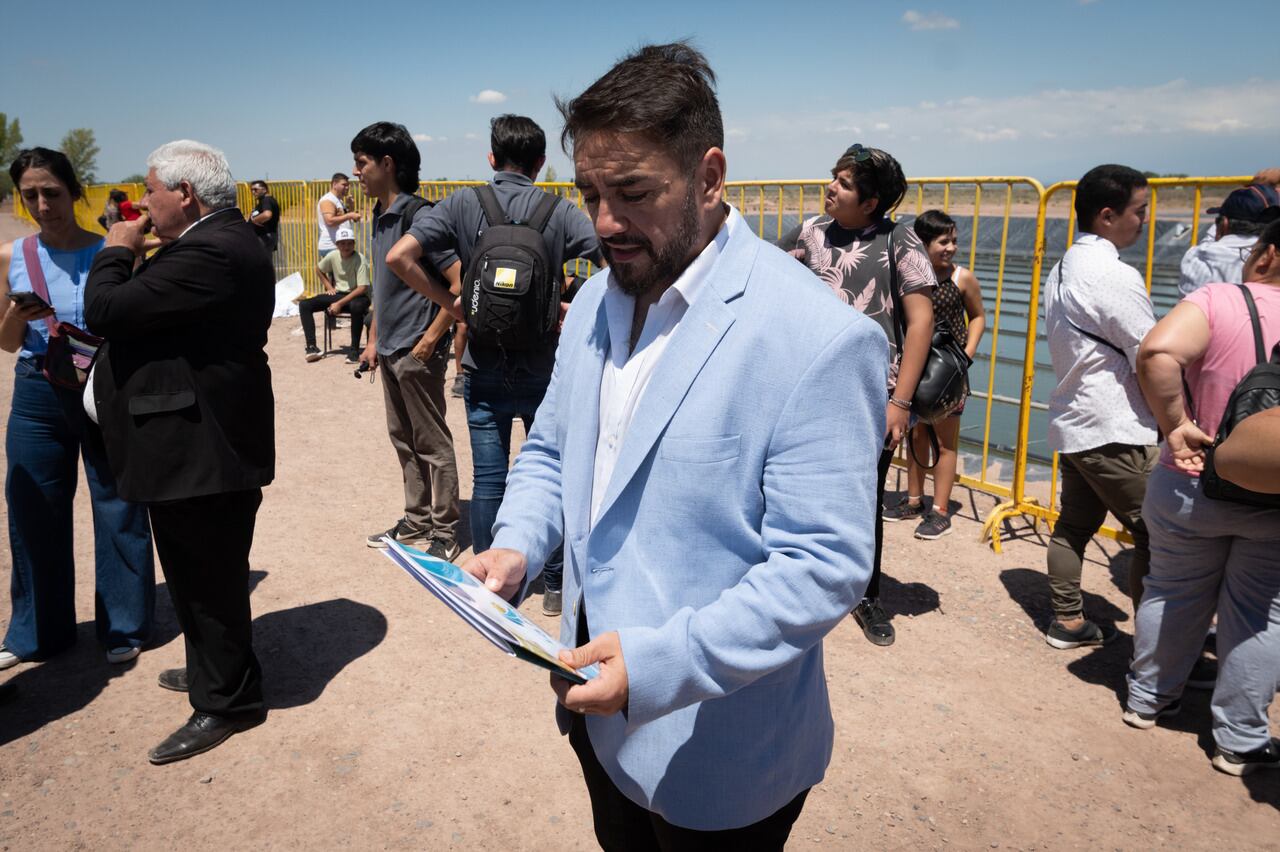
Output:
[{"xmin": 888, "ymin": 397, "xmax": 912, "ymax": 411}]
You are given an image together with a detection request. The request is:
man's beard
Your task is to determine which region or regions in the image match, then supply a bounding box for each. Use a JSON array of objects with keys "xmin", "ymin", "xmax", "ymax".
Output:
[{"xmin": 602, "ymin": 183, "xmax": 701, "ymax": 297}]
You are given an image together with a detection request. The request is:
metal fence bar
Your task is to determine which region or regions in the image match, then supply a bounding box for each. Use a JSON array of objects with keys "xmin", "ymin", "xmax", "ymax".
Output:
[{"xmin": 980, "ymin": 174, "xmax": 1253, "ymax": 550}]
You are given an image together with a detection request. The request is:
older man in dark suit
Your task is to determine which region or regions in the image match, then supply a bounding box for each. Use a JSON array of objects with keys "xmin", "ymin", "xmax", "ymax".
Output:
[{"xmin": 85, "ymin": 140, "xmax": 275, "ymax": 765}]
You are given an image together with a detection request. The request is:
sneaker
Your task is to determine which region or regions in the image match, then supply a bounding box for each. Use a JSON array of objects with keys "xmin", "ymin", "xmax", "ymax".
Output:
[
  {"xmin": 913, "ymin": 511, "xmax": 952, "ymax": 540},
  {"xmin": 1186, "ymin": 655, "xmax": 1218, "ymax": 690},
  {"xmin": 344, "ymin": 352, "xmax": 360, "ymax": 365},
  {"xmin": 542, "ymin": 589, "xmax": 563, "ymax": 617},
  {"xmin": 106, "ymin": 646, "xmax": 140, "ymax": 664},
  {"xmin": 1212, "ymin": 740, "xmax": 1280, "ymax": 777},
  {"xmin": 366, "ymin": 518, "xmax": 430, "ymax": 549},
  {"xmin": 451, "ymin": 375, "xmax": 465, "ymax": 398},
  {"xmin": 304, "ymin": 345, "xmax": 322, "ymax": 363},
  {"xmin": 853, "ymin": 598, "xmax": 895, "ymax": 646},
  {"xmin": 1045, "ymin": 619, "xmax": 1117, "ymax": 650},
  {"xmin": 882, "ymin": 496, "xmax": 926, "ymax": 523},
  {"xmin": 0, "ymin": 646, "xmax": 19, "ymax": 670},
  {"xmin": 1122, "ymin": 699, "xmax": 1182, "ymax": 730},
  {"xmin": 425, "ymin": 537, "xmax": 462, "ymax": 562}
]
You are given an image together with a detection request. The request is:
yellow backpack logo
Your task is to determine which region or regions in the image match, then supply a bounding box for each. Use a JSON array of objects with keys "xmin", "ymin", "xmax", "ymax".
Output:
[{"xmin": 493, "ymin": 267, "xmax": 518, "ymax": 290}]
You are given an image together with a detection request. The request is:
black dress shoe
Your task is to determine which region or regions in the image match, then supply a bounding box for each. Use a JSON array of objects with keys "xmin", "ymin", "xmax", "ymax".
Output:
[
  {"xmin": 853, "ymin": 598, "xmax": 896, "ymax": 647},
  {"xmin": 157, "ymin": 668, "xmax": 189, "ymax": 692},
  {"xmin": 148, "ymin": 710, "xmax": 267, "ymax": 765}
]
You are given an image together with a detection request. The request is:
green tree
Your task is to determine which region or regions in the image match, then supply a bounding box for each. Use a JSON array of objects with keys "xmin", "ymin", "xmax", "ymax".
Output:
[
  {"xmin": 60, "ymin": 127, "xmax": 99, "ymax": 184},
  {"xmin": 120, "ymin": 173, "xmax": 147, "ymax": 184},
  {"xmin": 542, "ymin": 164, "xmax": 558, "ymax": 183},
  {"xmin": 0, "ymin": 114, "xmax": 23, "ymax": 198}
]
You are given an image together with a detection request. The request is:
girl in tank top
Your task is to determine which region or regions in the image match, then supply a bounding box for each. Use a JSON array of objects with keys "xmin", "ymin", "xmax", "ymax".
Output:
[{"xmin": 882, "ymin": 209, "xmax": 987, "ymax": 540}]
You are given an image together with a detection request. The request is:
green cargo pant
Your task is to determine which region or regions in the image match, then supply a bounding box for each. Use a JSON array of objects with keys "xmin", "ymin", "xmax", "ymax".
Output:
[{"xmin": 1047, "ymin": 443, "xmax": 1158, "ymax": 619}]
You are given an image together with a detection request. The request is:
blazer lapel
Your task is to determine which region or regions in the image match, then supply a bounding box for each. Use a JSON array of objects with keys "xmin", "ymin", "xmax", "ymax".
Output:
[{"xmin": 591, "ymin": 225, "xmax": 759, "ymax": 524}]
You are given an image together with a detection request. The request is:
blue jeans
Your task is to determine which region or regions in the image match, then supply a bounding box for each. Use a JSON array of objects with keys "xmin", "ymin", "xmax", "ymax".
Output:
[
  {"xmin": 463, "ymin": 367, "xmax": 562, "ymax": 591},
  {"xmin": 4, "ymin": 359, "xmax": 155, "ymax": 659}
]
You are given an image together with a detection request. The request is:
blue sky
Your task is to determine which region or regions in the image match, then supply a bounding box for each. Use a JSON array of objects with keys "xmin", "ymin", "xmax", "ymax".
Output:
[{"xmin": 6, "ymin": 0, "xmax": 1278, "ymax": 184}]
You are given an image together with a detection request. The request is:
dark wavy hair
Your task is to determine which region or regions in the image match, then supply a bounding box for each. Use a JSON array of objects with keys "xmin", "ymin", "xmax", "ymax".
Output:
[
  {"xmin": 350, "ymin": 122, "xmax": 421, "ymax": 195},
  {"xmin": 913, "ymin": 209, "xmax": 957, "ymax": 245},
  {"xmin": 832, "ymin": 146, "xmax": 907, "ymax": 220},
  {"xmin": 556, "ymin": 41, "xmax": 723, "ymax": 174},
  {"xmin": 9, "ymin": 147, "xmax": 84, "ymax": 202}
]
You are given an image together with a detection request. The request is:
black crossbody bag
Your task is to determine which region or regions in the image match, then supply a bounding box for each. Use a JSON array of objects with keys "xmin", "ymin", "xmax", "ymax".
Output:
[{"xmin": 887, "ymin": 227, "xmax": 972, "ymax": 468}]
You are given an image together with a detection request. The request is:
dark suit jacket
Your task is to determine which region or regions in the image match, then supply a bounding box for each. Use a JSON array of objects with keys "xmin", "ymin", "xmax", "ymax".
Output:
[{"xmin": 85, "ymin": 207, "xmax": 276, "ymax": 503}]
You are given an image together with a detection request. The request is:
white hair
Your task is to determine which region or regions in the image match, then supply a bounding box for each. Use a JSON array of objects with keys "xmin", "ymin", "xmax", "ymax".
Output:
[{"xmin": 146, "ymin": 139, "xmax": 237, "ymax": 210}]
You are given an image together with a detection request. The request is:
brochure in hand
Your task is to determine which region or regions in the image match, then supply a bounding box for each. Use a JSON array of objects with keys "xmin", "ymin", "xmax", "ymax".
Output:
[{"xmin": 380, "ymin": 537, "xmax": 599, "ymax": 685}]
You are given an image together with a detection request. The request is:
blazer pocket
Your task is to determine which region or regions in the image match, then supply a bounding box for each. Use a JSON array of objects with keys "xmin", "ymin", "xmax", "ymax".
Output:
[
  {"xmin": 128, "ymin": 390, "xmax": 196, "ymax": 416},
  {"xmin": 659, "ymin": 434, "xmax": 740, "ymax": 464}
]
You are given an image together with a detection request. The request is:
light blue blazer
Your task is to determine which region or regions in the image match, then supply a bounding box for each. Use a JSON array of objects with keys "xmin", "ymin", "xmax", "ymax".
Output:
[{"xmin": 491, "ymin": 210, "xmax": 887, "ymax": 830}]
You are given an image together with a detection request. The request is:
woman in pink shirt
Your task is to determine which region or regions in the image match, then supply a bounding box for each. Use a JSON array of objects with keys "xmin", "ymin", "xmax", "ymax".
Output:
[{"xmin": 1125, "ymin": 219, "xmax": 1280, "ymax": 777}]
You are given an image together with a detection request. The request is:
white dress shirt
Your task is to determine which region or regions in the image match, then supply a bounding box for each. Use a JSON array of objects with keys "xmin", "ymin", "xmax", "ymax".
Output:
[
  {"xmin": 590, "ymin": 208, "xmax": 736, "ymax": 524},
  {"xmin": 1178, "ymin": 232, "xmax": 1256, "ymax": 297},
  {"xmin": 1043, "ymin": 233, "xmax": 1158, "ymax": 454}
]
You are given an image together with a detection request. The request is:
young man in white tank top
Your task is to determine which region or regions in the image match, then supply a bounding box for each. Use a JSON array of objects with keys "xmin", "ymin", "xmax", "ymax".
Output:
[{"xmin": 317, "ymin": 172, "xmax": 361, "ymax": 256}]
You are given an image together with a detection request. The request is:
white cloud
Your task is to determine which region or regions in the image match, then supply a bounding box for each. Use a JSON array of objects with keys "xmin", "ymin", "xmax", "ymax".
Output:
[
  {"xmin": 756, "ymin": 78, "xmax": 1280, "ymax": 146},
  {"xmin": 960, "ymin": 127, "xmax": 1019, "ymax": 143},
  {"xmin": 413, "ymin": 133, "xmax": 432, "ymax": 142},
  {"xmin": 470, "ymin": 89, "xmax": 508, "ymax": 104},
  {"xmin": 1185, "ymin": 118, "xmax": 1246, "ymax": 133},
  {"xmin": 902, "ymin": 10, "xmax": 960, "ymax": 30},
  {"xmin": 464, "ymin": 132, "xmax": 480, "ymax": 141},
  {"xmin": 726, "ymin": 127, "xmax": 748, "ymax": 139}
]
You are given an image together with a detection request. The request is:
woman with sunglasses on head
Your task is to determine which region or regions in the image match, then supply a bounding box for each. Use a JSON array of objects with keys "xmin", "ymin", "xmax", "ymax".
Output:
[
  {"xmin": 0, "ymin": 148, "xmax": 154, "ymax": 671},
  {"xmin": 1124, "ymin": 219, "xmax": 1280, "ymax": 776},
  {"xmin": 780, "ymin": 144, "xmax": 936, "ymax": 647}
]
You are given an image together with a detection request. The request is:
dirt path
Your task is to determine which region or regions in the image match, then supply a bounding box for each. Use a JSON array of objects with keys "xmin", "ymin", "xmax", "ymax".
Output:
[{"xmin": 0, "ymin": 213, "xmax": 1276, "ymax": 848}]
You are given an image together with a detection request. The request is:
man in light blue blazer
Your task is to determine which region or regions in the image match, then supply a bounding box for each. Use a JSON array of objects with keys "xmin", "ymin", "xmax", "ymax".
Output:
[{"xmin": 462, "ymin": 43, "xmax": 887, "ymax": 847}]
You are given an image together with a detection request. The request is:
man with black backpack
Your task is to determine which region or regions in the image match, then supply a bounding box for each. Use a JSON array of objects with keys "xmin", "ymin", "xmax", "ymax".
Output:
[
  {"xmin": 352, "ymin": 121, "xmax": 464, "ymax": 561},
  {"xmin": 387, "ymin": 115, "xmax": 602, "ymax": 615}
]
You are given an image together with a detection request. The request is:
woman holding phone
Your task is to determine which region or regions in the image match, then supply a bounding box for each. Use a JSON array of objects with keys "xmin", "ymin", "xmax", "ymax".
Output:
[{"xmin": 0, "ymin": 147, "xmax": 154, "ymax": 670}]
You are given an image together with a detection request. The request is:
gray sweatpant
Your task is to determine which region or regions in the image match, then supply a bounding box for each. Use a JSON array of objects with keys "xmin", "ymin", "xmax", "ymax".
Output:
[{"xmin": 1126, "ymin": 465, "xmax": 1280, "ymax": 754}]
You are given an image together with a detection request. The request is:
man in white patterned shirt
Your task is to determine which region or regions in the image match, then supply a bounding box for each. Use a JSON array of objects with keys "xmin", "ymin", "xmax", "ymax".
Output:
[
  {"xmin": 1041, "ymin": 164, "xmax": 1158, "ymax": 651},
  {"xmin": 1178, "ymin": 183, "xmax": 1280, "ymax": 297}
]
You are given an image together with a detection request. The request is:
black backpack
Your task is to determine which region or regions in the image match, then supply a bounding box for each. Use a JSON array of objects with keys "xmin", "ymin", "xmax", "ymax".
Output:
[
  {"xmin": 1198, "ymin": 284, "xmax": 1280, "ymax": 508},
  {"xmin": 462, "ymin": 185, "xmax": 560, "ymax": 351}
]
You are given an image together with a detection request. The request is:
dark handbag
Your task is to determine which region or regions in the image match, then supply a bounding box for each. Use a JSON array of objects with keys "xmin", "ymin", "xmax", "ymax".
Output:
[
  {"xmin": 22, "ymin": 236, "xmax": 104, "ymax": 390},
  {"xmin": 886, "ymin": 228, "xmax": 973, "ymax": 467}
]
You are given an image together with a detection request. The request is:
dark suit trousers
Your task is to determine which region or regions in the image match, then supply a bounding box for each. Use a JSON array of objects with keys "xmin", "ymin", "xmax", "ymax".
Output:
[
  {"xmin": 569, "ymin": 715, "xmax": 807, "ymax": 851},
  {"xmin": 566, "ymin": 613, "xmax": 808, "ymax": 851},
  {"xmin": 149, "ymin": 489, "xmax": 264, "ymax": 718}
]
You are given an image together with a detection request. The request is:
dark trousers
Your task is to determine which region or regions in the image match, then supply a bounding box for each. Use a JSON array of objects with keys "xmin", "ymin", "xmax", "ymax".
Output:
[
  {"xmin": 148, "ymin": 489, "xmax": 264, "ymax": 718},
  {"xmin": 867, "ymin": 446, "xmax": 895, "ymax": 602},
  {"xmin": 299, "ymin": 293, "xmax": 370, "ymax": 351},
  {"xmin": 463, "ymin": 367, "xmax": 562, "ymax": 591},
  {"xmin": 569, "ymin": 714, "xmax": 808, "ymax": 851}
]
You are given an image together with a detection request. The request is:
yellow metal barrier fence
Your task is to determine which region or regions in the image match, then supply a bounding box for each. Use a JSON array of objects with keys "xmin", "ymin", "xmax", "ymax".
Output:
[
  {"xmin": 726, "ymin": 177, "xmax": 1047, "ymax": 523},
  {"xmin": 16, "ymin": 173, "xmax": 1260, "ymax": 558},
  {"xmin": 979, "ymin": 175, "xmax": 1253, "ymax": 552}
]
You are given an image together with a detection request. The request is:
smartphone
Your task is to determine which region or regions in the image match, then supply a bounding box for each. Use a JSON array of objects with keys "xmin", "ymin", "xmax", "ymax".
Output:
[{"xmin": 7, "ymin": 291, "xmax": 52, "ymax": 311}]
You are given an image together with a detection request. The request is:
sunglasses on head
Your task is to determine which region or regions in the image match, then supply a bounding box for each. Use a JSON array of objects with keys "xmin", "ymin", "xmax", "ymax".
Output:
[{"xmin": 843, "ymin": 144, "xmax": 873, "ymax": 163}]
